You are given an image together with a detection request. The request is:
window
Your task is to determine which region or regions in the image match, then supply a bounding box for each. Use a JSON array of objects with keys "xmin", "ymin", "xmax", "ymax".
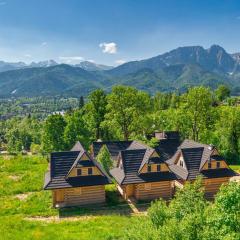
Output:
[
  {"xmin": 216, "ymin": 161, "xmax": 220, "ymax": 169},
  {"xmin": 208, "ymin": 162, "xmax": 212, "ymax": 169},
  {"xmin": 180, "ymin": 160, "xmax": 183, "ymax": 167},
  {"xmin": 88, "ymin": 168, "xmax": 93, "ymax": 175},
  {"xmin": 157, "ymin": 164, "xmax": 161, "ymax": 172},
  {"xmin": 119, "ymin": 162, "xmax": 123, "ymax": 169},
  {"xmin": 147, "ymin": 165, "xmax": 151, "ymax": 172},
  {"xmin": 77, "ymin": 169, "xmax": 82, "ymax": 176}
]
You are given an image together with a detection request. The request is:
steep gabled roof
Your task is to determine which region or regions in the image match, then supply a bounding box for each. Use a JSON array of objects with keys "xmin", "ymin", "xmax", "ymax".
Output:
[
  {"xmin": 155, "ymin": 138, "xmax": 181, "ymax": 162},
  {"xmin": 181, "ymin": 147, "xmax": 204, "ymax": 179},
  {"xmin": 167, "ymin": 139, "xmax": 237, "ymax": 180},
  {"xmin": 44, "ymin": 142, "xmax": 111, "ymax": 190},
  {"xmin": 110, "ymin": 143, "xmax": 177, "ymax": 185},
  {"xmin": 71, "ymin": 141, "xmax": 85, "ymax": 152},
  {"xmin": 91, "ymin": 141, "xmax": 132, "ymax": 160}
]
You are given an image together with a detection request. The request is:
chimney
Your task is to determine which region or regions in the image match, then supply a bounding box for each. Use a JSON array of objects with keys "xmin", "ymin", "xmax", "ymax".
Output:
[{"xmin": 154, "ymin": 131, "xmax": 166, "ymax": 140}]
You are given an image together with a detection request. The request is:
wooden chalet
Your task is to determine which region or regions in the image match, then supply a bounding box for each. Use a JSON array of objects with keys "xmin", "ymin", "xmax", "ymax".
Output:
[
  {"xmin": 167, "ymin": 139, "xmax": 237, "ymax": 199},
  {"xmin": 44, "ymin": 142, "xmax": 111, "ymax": 207},
  {"xmin": 43, "ymin": 133, "xmax": 238, "ymax": 207},
  {"xmin": 110, "ymin": 141, "xmax": 177, "ymax": 201}
]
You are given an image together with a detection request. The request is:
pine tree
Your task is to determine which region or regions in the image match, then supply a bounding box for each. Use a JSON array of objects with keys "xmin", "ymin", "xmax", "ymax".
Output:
[{"xmin": 79, "ymin": 96, "xmax": 84, "ymax": 109}]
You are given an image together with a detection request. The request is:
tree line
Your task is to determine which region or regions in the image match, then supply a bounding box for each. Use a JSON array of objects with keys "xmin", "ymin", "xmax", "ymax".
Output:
[
  {"xmin": 0, "ymin": 84, "xmax": 240, "ymax": 164},
  {"xmin": 124, "ymin": 179, "xmax": 240, "ymax": 240}
]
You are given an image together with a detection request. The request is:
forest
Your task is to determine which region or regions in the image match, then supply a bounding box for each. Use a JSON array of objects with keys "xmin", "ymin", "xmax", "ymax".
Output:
[{"xmin": 0, "ymin": 84, "xmax": 240, "ymax": 164}]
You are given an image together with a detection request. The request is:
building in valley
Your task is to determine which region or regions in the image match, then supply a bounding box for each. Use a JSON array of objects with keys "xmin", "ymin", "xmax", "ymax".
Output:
[
  {"xmin": 44, "ymin": 132, "xmax": 238, "ymax": 208},
  {"xmin": 110, "ymin": 141, "xmax": 177, "ymax": 201},
  {"xmin": 43, "ymin": 142, "xmax": 111, "ymax": 207},
  {"xmin": 167, "ymin": 139, "xmax": 237, "ymax": 199}
]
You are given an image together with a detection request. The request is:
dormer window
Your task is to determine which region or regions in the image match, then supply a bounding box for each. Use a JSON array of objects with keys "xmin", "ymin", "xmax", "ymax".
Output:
[
  {"xmin": 119, "ymin": 161, "xmax": 123, "ymax": 170},
  {"xmin": 157, "ymin": 164, "xmax": 161, "ymax": 172},
  {"xmin": 208, "ymin": 162, "xmax": 212, "ymax": 169},
  {"xmin": 147, "ymin": 165, "xmax": 151, "ymax": 172},
  {"xmin": 180, "ymin": 160, "xmax": 183, "ymax": 167},
  {"xmin": 216, "ymin": 161, "xmax": 220, "ymax": 169},
  {"xmin": 88, "ymin": 168, "xmax": 93, "ymax": 175},
  {"xmin": 77, "ymin": 169, "xmax": 82, "ymax": 176}
]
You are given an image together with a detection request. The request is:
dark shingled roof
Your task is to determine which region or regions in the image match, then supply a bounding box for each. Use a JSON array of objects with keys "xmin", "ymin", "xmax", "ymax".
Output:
[
  {"xmin": 110, "ymin": 147, "xmax": 177, "ymax": 185},
  {"xmin": 92, "ymin": 141, "xmax": 132, "ymax": 160},
  {"xmin": 155, "ymin": 138, "xmax": 181, "ymax": 162},
  {"xmin": 167, "ymin": 139, "xmax": 238, "ymax": 180},
  {"xmin": 44, "ymin": 143, "xmax": 111, "ymax": 190}
]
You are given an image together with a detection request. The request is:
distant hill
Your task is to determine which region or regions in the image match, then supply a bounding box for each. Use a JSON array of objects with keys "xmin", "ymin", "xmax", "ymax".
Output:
[
  {"xmin": 0, "ymin": 64, "xmax": 106, "ymax": 97},
  {"xmin": 0, "ymin": 45, "xmax": 240, "ymax": 97},
  {"xmin": 0, "ymin": 61, "xmax": 27, "ymax": 72},
  {"xmin": 74, "ymin": 61, "xmax": 113, "ymax": 71},
  {"xmin": 108, "ymin": 45, "xmax": 238, "ymax": 76}
]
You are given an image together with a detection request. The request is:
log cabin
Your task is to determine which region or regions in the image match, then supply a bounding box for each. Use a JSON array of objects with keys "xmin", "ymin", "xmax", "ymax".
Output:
[
  {"xmin": 167, "ymin": 139, "xmax": 237, "ymax": 199},
  {"xmin": 110, "ymin": 141, "xmax": 177, "ymax": 201},
  {"xmin": 43, "ymin": 142, "xmax": 111, "ymax": 207}
]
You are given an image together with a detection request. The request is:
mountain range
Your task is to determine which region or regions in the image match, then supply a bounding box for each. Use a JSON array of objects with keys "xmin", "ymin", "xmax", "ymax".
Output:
[{"xmin": 0, "ymin": 45, "xmax": 240, "ymax": 97}]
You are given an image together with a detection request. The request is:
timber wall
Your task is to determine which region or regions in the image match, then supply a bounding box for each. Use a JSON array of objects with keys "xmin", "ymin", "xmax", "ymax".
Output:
[
  {"xmin": 202, "ymin": 177, "xmax": 230, "ymax": 199},
  {"xmin": 135, "ymin": 181, "xmax": 172, "ymax": 200},
  {"xmin": 53, "ymin": 185, "xmax": 105, "ymax": 207}
]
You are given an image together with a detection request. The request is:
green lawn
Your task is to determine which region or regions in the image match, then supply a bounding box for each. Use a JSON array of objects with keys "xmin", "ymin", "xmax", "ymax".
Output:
[
  {"xmin": 230, "ymin": 165, "xmax": 240, "ymax": 173},
  {"xmin": 0, "ymin": 155, "xmax": 142, "ymax": 240}
]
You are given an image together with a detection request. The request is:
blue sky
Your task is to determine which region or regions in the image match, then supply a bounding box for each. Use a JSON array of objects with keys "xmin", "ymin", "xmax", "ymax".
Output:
[{"xmin": 0, "ymin": 0, "xmax": 240, "ymax": 65}]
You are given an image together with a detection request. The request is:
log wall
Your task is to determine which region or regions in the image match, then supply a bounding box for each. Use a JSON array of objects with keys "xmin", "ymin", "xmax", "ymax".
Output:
[
  {"xmin": 135, "ymin": 181, "xmax": 173, "ymax": 200},
  {"xmin": 53, "ymin": 185, "xmax": 105, "ymax": 207},
  {"xmin": 202, "ymin": 177, "xmax": 230, "ymax": 199}
]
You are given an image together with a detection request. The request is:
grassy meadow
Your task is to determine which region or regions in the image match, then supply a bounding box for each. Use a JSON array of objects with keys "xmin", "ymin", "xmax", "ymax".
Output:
[{"xmin": 0, "ymin": 155, "xmax": 142, "ymax": 240}]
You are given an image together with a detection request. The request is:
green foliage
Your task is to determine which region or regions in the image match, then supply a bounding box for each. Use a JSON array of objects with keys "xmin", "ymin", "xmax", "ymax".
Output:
[
  {"xmin": 64, "ymin": 110, "xmax": 90, "ymax": 149},
  {"xmin": 79, "ymin": 96, "xmax": 85, "ymax": 109},
  {"xmin": 1, "ymin": 85, "xmax": 240, "ymax": 165},
  {"xmin": 84, "ymin": 89, "xmax": 107, "ymax": 140},
  {"xmin": 97, "ymin": 144, "xmax": 112, "ymax": 173},
  {"xmin": 148, "ymin": 198, "xmax": 168, "ymax": 228},
  {"xmin": 42, "ymin": 114, "xmax": 66, "ymax": 152},
  {"xmin": 169, "ymin": 177, "xmax": 206, "ymax": 220},
  {"xmin": 214, "ymin": 106, "xmax": 240, "ymax": 164},
  {"xmin": 215, "ymin": 85, "xmax": 231, "ymax": 102},
  {"xmin": 209, "ymin": 182, "xmax": 240, "ymax": 233},
  {"xmin": 106, "ymin": 85, "xmax": 151, "ymax": 140},
  {"xmin": 124, "ymin": 179, "xmax": 240, "ymax": 240},
  {"xmin": 4, "ymin": 117, "xmax": 42, "ymax": 153},
  {"xmin": 183, "ymin": 86, "xmax": 213, "ymax": 141}
]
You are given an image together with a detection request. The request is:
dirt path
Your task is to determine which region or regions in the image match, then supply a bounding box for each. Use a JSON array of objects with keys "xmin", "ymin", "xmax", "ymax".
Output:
[{"xmin": 24, "ymin": 203, "xmax": 148, "ymax": 223}]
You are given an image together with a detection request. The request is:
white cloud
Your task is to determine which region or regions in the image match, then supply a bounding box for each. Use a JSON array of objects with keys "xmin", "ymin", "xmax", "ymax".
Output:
[
  {"xmin": 115, "ymin": 59, "xmax": 126, "ymax": 65},
  {"xmin": 99, "ymin": 42, "xmax": 117, "ymax": 54},
  {"xmin": 59, "ymin": 56, "xmax": 84, "ymax": 64},
  {"xmin": 41, "ymin": 42, "xmax": 47, "ymax": 46}
]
